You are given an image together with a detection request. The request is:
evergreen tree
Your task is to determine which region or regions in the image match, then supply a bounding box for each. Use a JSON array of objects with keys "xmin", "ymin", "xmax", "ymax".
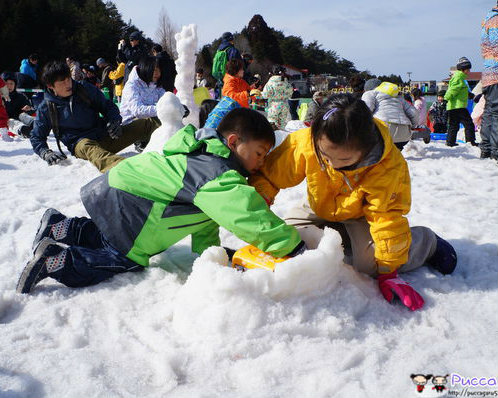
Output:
[{"xmin": 243, "ymin": 15, "xmax": 282, "ymax": 64}]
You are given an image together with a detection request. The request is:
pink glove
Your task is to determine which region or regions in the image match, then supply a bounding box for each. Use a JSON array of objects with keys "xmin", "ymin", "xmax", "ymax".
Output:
[{"xmin": 378, "ymin": 271, "xmax": 424, "ymax": 311}]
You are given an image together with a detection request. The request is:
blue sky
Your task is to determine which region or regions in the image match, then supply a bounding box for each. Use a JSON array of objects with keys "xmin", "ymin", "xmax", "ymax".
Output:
[{"xmin": 112, "ymin": 0, "xmax": 492, "ymax": 81}]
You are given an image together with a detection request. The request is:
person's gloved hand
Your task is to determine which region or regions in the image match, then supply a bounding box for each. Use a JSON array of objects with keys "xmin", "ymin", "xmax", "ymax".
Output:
[
  {"xmin": 106, "ymin": 120, "xmax": 122, "ymax": 139},
  {"xmin": 41, "ymin": 149, "xmax": 66, "ymax": 165},
  {"xmin": 378, "ymin": 271, "xmax": 424, "ymax": 311}
]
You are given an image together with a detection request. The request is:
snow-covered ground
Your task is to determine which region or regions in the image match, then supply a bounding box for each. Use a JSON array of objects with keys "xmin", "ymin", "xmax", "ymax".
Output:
[{"xmin": 1, "ymin": 132, "xmax": 497, "ymax": 398}]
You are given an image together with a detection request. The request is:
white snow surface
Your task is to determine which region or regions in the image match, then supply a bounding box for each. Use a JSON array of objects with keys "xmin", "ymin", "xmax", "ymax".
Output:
[{"xmin": 0, "ymin": 134, "xmax": 497, "ymax": 398}]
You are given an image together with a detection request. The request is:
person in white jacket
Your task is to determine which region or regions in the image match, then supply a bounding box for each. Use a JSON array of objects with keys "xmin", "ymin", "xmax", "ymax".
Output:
[
  {"xmin": 361, "ymin": 79, "xmax": 418, "ymax": 151},
  {"xmin": 120, "ymin": 56, "xmax": 164, "ymax": 151}
]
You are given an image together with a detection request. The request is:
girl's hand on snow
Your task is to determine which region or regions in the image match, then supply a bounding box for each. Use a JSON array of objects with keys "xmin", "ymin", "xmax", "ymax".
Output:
[{"xmin": 377, "ymin": 271, "xmax": 424, "ymax": 311}]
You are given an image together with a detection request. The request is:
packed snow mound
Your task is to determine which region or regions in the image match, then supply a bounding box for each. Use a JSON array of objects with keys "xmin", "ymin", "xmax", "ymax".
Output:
[{"xmin": 143, "ymin": 92, "xmax": 185, "ymax": 153}]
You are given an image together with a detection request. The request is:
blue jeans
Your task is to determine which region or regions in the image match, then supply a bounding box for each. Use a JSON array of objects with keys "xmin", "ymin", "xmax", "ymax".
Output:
[{"xmin": 51, "ymin": 217, "xmax": 143, "ymax": 288}]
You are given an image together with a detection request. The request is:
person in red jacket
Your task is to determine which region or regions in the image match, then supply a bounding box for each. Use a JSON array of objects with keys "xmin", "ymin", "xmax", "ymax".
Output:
[
  {"xmin": 222, "ymin": 59, "xmax": 251, "ymax": 108},
  {"xmin": 0, "ymin": 77, "xmax": 13, "ymax": 142}
]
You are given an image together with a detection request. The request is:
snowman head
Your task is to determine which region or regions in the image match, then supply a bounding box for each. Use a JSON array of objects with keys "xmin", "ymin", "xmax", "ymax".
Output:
[{"xmin": 156, "ymin": 92, "xmax": 186, "ymax": 126}]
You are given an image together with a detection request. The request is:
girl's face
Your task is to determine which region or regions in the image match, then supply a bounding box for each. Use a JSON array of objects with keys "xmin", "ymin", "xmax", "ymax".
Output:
[
  {"xmin": 237, "ymin": 68, "xmax": 244, "ymax": 78},
  {"xmin": 316, "ymin": 135, "xmax": 363, "ymax": 170},
  {"xmin": 153, "ymin": 67, "xmax": 161, "ymax": 82}
]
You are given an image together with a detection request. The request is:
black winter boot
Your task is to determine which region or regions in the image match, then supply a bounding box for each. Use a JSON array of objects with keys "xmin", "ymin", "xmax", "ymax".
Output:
[
  {"xmin": 17, "ymin": 238, "xmax": 69, "ymax": 294},
  {"xmin": 426, "ymin": 235, "xmax": 457, "ymax": 275}
]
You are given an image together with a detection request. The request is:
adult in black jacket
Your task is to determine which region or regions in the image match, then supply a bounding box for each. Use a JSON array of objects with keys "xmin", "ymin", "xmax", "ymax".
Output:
[
  {"xmin": 30, "ymin": 61, "xmax": 158, "ymax": 172},
  {"xmin": 118, "ymin": 32, "xmax": 148, "ymax": 85},
  {"xmin": 1, "ymin": 72, "xmax": 35, "ymax": 137}
]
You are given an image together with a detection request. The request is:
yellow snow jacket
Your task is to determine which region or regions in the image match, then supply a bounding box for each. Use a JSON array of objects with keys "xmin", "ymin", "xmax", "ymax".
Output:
[{"xmin": 249, "ymin": 119, "xmax": 412, "ymax": 274}]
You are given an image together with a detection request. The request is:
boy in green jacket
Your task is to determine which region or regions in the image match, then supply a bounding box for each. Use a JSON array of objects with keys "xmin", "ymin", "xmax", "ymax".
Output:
[
  {"xmin": 17, "ymin": 108, "xmax": 305, "ymax": 293},
  {"xmin": 444, "ymin": 57, "xmax": 477, "ymax": 147}
]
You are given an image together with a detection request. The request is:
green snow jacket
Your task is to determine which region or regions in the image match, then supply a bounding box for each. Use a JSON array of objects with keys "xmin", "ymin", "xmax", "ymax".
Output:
[
  {"xmin": 80, "ymin": 124, "xmax": 301, "ymax": 266},
  {"xmin": 444, "ymin": 70, "xmax": 470, "ymax": 111}
]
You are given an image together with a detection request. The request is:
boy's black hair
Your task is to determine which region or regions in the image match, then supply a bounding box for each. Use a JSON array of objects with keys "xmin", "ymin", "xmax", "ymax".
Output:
[
  {"xmin": 199, "ymin": 99, "xmax": 218, "ymax": 128},
  {"xmin": 136, "ymin": 56, "xmax": 160, "ymax": 86},
  {"xmin": 196, "ymin": 67, "xmax": 204, "ymax": 74},
  {"xmin": 41, "ymin": 61, "xmax": 71, "ymax": 86},
  {"xmin": 28, "ymin": 53, "xmax": 39, "ymax": 61},
  {"xmin": 311, "ymin": 93, "xmax": 377, "ymax": 165},
  {"xmin": 217, "ymin": 108, "xmax": 275, "ymax": 146}
]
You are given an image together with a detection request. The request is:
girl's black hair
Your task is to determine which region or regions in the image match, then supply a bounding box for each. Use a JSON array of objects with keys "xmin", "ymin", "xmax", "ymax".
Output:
[
  {"xmin": 136, "ymin": 56, "xmax": 160, "ymax": 86},
  {"xmin": 199, "ymin": 99, "xmax": 218, "ymax": 127},
  {"xmin": 311, "ymin": 93, "xmax": 377, "ymax": 167}
]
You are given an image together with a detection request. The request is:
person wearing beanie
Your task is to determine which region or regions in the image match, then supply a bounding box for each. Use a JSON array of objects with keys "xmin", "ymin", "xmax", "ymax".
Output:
[
  {"xmin": 479, "ymin": 3, "xmax": 498, "ymax": 160},
  {"xmin": 304, "ymin": 91, "xmax": 327, "ymax": 123},
  {"xmin": 444, "ymin": 57, "xmax": 477, "ymax": 147},
  {"xmin": 117, "ymin": 31, "xmax": 147, "ymax": 86},
  {"xmin": 212, "ymin": 32, "xmax": 242, "ymax": 99},
  {"xmin": 364, "ymin": 78, "xmax": 381, "ymax": 92},
  {"xmin": 96, "ymin": 58, "xmax": 114, "ymax": 101}
]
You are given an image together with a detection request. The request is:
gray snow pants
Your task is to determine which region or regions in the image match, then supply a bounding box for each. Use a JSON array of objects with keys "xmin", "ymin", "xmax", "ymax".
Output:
[{"xmin": 284, "ymin": 201, "xmax": 437, "ymax": 276}]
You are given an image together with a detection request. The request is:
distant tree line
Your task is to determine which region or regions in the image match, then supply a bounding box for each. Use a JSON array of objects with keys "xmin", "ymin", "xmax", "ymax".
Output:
[{"xmin": 0, "ymin": 0, "xmax": 146, "ymax": 73}]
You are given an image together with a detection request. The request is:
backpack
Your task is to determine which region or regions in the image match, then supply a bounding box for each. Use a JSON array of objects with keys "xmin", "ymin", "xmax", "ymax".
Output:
[{"xmin": 211, "ymin": 48, "xmax": 229, "ymax": 81}]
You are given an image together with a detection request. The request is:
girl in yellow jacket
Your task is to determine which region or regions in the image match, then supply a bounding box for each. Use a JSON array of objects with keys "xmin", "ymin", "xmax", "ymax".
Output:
[{"xmin": 250, "ymin": 94, "xmax": 457, "ymax": 311}]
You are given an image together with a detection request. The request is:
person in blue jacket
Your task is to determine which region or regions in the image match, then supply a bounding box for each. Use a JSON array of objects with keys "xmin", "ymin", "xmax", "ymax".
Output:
[
  {"xmin": 18, "ymin": 54, "xmax": 39, "ymax": 88},
  {"xmin": 30, "ymin": 61, "xmax": 159, "ymax": 173}
]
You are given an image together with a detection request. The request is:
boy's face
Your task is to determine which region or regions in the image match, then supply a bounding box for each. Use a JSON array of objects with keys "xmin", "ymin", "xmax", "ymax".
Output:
[
  {"xmin": 437, "ymin": 96, "xmax": 444, "ymax": 102},
  {"xmin": 48, "ymin": 76, "xmax": 73, "ymax": 98},
  {"xmin": 227, "ymin": 134, "xmax": 272, "ymax": 174}
]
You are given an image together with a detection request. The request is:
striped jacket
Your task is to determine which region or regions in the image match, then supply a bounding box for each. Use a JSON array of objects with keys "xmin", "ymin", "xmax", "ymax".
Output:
[{"xmin": 481, "ymin": 7, "xmax": 498, "ymax": 87}]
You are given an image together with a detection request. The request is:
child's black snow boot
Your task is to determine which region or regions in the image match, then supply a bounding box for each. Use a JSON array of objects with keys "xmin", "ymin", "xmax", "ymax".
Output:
[
  {"xmin": 426, "ymin": 234, "xmax": 457, "ymax": 275},
  {"xmin": 17, "ymin": 238, "xmax": 69, "ymax": 294},
  {"xmin": 32, "ymin": 208, "xmax": 70, "ymax": 252}
]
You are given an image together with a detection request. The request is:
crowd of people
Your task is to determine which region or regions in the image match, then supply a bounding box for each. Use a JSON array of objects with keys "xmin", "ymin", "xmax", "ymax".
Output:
[{"xmin": 2, "ymin": 0, "xmax": 497, "ymax": 313}]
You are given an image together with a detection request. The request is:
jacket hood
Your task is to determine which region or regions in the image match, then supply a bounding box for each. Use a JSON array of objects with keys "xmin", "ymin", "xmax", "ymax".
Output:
[
  {"xmin": 163, "ymin": 125, "xmax": 231, "ymax": 158},
  {"xmin": 375, "ymin": 82, "xmax": 400, "ymax": 98},
  {"xmin": 484, "ymin": 8, "xmax": 498, "ymax": 22},
  {"xmin": 218, "ymin": 41, "xmax": 232, "ymax": 51},
  {"xmin": 162, "ymin": 125, "xmax": 250, "ymax": 177}
]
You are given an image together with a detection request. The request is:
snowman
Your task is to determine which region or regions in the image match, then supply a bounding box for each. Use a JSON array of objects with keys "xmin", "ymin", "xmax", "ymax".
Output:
[
  {"xmin": 142, "ymin": 92, "xmax": 186, "ymax": 153},
  {"xmin": 143, "ymin": 23, "xmax": 200, "ymax": 153}
]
